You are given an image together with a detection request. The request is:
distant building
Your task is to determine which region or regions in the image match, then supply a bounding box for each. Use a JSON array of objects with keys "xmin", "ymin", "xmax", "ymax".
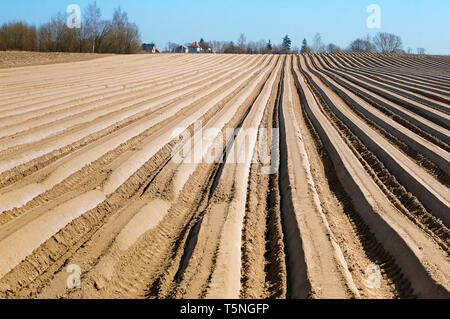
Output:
[
  {"xmin": 172, "ymin": 45, "xmax": 189, "ymax": 53},
  {"xmin": 142, "ymin": 43, "xmax": 160, "ymax": 53},
  {"xmin": 188, "ymin": 42, "xmax": 202, "ymax": 53}
]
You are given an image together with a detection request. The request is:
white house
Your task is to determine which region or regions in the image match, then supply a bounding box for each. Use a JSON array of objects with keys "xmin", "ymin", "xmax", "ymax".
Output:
[{"xmin": 188, "ymin": 42, "xmax": 202, "ymax": 53}]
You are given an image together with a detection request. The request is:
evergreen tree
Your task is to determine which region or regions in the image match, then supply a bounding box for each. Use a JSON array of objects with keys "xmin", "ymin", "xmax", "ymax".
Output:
[
  {"xmin": 282, "ymin": 35, "xmax": 291, "ymax": 53},
  {"xmin": 300, "ymin": 38, "xmax": 311, "ymax": 54},
  {"xmin": 266, "ymin": 40, "xmax": 273, "ymax": 52},
  {"xmin": 199, "ymin": 38, "xmax": 208, "ymax": 51}
]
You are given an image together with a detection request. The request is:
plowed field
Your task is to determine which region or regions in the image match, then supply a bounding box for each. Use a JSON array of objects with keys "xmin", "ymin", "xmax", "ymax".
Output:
[{"xmin": 0, "ymin": 53, "xmax": 448, "ymax": 299}]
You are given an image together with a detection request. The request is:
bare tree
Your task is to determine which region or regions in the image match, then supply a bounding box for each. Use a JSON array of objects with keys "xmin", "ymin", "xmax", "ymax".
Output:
[
  {"xmin": 237, "ymin": 33, "xmax": 246, "ymax": 53},
  {"xmin": 124, "ymin": 22, "xmax": 140, "ymax": 53},
  {"xmin": 112, "ymin": 6, "xmax": 128, "ymax": 53},
  {"xmin": 38, "ymin": 13, "xmax": 67, "ymax": 52},
  {"xmin": 417, "ymin": 48, "xmax": 426, "ymax": 55},
  {"xmin": 313, "ymin": 33, "xmax": 325, "ymax": 53},
  {"xmin": 85, "ymin": 2, "xmax": 101, "ymax": 53},
  {"xmin": 224, "ymin": 41, "xmax": 236, "ymax": 54},
  {"xmin": 1, "ymin": 3, "xmax": 140, "ymax": 54},
  {"xmin": 37, "ymin": 12, "xmax": 81, "ymax": 52},
  {"xmin": 291, "ymin": 46, "xmax": 300, "ymax": 54},
  {"xmin": 348, "ymin": 35, "xmax": 375, "ymax": 52},
  {"xmin": 166, "ymin": 42, "xmax": 178, "ymax": 52},
  {"xmin": 209, "ymin": 40, "xmax": 225, "ymax": 53},
  {"xmin": 95, "ymin": 7, "xmax": 140, "ymax": 54},
  {"xmin": 272, "ymin": 44, "xmax": 282, "ymax": 54},
  {"xmin": 95, "ymin": 20, "xmax": 111, "ymax": 52},
  {"xmin": 326, "ymin": 43, "xmax": 341, "ymax": 53},
  {"xmin": 246, "ymin": 41, "xmax": 257, "ymax": 54},
  {"xmin": 100, "ymin": 7, "xmax": 139, "ymax": 54},
  {"xmin": 373, "ymin": 32, "xmax": 403, "ymax": 53},
  {"xmin": 0, "ymin": 22, "xmax": 38, "ymax": 51},
  {"xmin": 255, "ymin": 39, "xmax": 267, "ymax": 54}
]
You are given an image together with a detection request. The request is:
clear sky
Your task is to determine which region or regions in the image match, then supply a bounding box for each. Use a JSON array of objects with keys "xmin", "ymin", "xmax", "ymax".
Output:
[{"xmin": 1, "ymin": 0, "xmax": 449, "ymax": 54}]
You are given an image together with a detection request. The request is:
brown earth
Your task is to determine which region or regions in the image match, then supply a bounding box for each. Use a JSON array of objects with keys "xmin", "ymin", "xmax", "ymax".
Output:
[{"xmin": 0, "ymin": 51, "xmax": 113, "ymax": 69}]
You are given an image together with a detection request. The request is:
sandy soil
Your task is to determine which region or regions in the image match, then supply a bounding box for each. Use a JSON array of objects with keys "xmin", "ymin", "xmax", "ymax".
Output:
[{"xmin": 0, "ymin": 53, "xmax": 448, "ymax": 299}]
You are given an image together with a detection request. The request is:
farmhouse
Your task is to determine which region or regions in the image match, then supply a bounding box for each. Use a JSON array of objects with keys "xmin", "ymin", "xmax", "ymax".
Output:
[
  {"xmin": 142, "ymin": 43, "xmax": 161, "ymax": 53},
  {"xmin": 188, "ymin": 42, "xmax": 202, "ymax": 53}
]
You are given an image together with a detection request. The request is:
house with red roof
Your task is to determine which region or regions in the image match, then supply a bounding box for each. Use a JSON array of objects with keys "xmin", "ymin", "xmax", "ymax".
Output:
[{"xmin": 188, "ymin": 42, "xmax": 202, "ymax": 53}]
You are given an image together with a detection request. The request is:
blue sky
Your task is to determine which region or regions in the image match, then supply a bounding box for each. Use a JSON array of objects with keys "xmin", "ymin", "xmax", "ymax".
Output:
[{"xmin": 1, "ymin": 0, "xmax": 449, "ymax": 54}]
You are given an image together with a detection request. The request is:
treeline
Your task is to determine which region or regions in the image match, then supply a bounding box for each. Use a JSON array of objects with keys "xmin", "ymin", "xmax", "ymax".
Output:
[
  {"xmin": 167, "ymin": 34, "xmax": 294, "ymax": 54},
  {"xmin": 323, "ymin": 32, "xmax": 404, "ymax": 54},
  {"xmin": 174, "ymin": 32, "xmax": 422, "ymax": 55},
  {"xmin": 296, "ymin": 32, "xmax": 418, "ymax": 54},
  {"xmin": 0, "ymin": 3, "xmax": 141, "ymax": 54}
]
